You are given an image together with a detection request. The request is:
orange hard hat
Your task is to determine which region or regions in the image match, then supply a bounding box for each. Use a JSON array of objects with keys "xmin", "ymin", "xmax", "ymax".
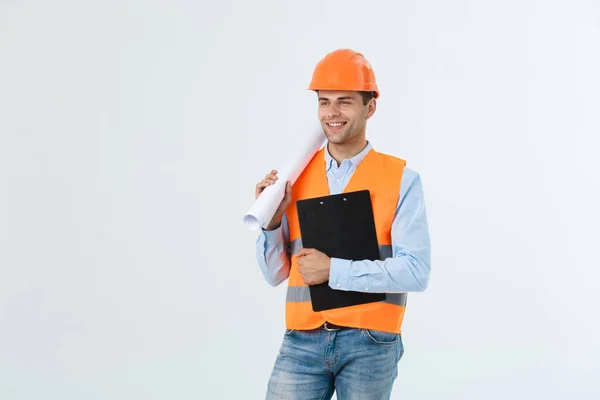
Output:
[{"xmin": 308, "ymin": 49, "xmax": 379, "ymax": 98}]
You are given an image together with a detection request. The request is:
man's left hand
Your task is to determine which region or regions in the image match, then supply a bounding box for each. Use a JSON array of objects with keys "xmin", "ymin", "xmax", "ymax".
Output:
[{"xmin": 295, "ymin": 248, "xmax": 331, "ymax": 285}]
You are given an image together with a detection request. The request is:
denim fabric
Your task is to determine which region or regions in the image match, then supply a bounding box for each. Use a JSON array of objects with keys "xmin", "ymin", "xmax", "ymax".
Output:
[{"xmin": 266, "ymin": 327, "xmax": 404, "ymax": 399}]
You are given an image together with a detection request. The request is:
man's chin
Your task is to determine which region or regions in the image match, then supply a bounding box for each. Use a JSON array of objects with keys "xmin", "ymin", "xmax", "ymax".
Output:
[
  {"xmin": 325, "ymin": 132, "xmax": 346, "ymax": 144},
  {"xmin": 325, "ymin": 135, "xmax": 343, "ymax": 144}
]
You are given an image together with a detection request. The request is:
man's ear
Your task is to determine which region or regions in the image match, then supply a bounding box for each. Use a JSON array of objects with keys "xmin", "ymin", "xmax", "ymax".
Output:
[{"xmin": 366, "ymin": 99, "xmax": 377, "ymax": 120}]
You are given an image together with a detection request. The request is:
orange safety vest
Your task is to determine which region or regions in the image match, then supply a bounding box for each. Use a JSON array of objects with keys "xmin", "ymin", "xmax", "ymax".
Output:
[{"xmin": 284, "ymin": 146, "xmax": 407, "ymax": 334}]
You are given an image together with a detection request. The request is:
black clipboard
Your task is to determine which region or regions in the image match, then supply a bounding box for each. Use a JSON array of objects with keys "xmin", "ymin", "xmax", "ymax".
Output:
[{"xmin": 296, "ymin": 190, "xmax": 386, "ymax": 311}]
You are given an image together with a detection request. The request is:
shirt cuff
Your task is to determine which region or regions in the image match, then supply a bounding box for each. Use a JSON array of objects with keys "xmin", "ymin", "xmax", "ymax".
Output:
[{"xmin": 328, "ymin": 257, "xmax": 353, "ymax": 291}]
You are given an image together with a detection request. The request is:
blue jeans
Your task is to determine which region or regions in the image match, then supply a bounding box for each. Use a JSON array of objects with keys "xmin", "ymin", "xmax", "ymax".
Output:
[{"xmin": 266, "ymin": 326, "xmax": 404, "ymax": 399}]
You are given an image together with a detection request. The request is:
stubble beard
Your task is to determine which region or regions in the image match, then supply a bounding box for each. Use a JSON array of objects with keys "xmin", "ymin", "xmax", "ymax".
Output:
[{"xmin": 323, "ymin": 122, "xmax": 356, "ymax": 145}]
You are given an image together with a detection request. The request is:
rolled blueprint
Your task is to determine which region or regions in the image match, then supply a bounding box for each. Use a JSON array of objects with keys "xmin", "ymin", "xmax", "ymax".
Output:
[{"xmin": 243, "ymin": 122, "xmax": 327, "ymax": 231}]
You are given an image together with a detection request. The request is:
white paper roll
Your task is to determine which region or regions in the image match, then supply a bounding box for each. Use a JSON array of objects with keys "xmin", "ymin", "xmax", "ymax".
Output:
[{"xmin": 243, "ymin": 123, "xmax": 327, "ymax": 231}]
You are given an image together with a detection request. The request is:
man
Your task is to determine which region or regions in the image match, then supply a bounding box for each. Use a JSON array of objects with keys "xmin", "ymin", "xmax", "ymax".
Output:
[{"xmin": 254, "ymin": 49, "xmax": 431, "ymax": 399}]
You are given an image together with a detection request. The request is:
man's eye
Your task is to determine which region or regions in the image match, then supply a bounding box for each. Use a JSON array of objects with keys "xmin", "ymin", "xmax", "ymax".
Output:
[{"xmin": 340, "ymin": 101, "xmax": 349, "ymax": 105}]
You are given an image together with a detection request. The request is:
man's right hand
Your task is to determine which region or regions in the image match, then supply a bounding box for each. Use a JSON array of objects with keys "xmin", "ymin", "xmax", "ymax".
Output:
[{"xmin": 255, "ymin": 169, "xmax": 293, "ymax": 230}]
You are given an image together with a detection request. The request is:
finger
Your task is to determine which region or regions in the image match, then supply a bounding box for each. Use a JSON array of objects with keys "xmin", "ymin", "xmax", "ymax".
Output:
[
  {"xmin": 295, "ymin": 248, "xmax": 312, "ymax": 257},
  {"xmin": 260, "ymin": 178, "xmax": 277, "ymax": 187}
]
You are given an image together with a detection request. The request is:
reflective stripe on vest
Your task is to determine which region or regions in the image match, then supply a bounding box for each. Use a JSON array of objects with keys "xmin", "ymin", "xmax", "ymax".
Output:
[
  {"xmin": 286, "ymin": 285, "xmax": 407, "ymax": 306},
  {"xmin": 289, "ymin": 238, "xmax": 393, "ymax": 260},
  {"xmin": 283, "ymin": 147, "xmax": 408, "ymax": 334}
]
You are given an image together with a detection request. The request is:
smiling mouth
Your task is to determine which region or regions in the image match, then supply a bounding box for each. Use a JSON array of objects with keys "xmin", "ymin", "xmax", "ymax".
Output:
[{"xmin": 326, "ymin": 121, "xmax": 347, "ymax": 130}]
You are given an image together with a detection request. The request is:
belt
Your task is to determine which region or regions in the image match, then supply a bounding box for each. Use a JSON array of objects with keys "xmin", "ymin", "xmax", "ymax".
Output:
[{"xmin": 322, "ymin": 322, "xmax": 351, "ymax": 331}]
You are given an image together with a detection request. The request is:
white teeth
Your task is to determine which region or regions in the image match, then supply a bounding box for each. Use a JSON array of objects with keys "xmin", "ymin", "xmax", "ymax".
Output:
[{"xmin": 328, "ymin": 122, "xmax": 343, "ymax": 127}]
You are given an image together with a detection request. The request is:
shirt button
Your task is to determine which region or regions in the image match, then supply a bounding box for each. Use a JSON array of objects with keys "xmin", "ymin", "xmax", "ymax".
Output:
[
  {"xmin": 336, "ymin": 283, "xmax": 341, "ymax": 288},
  {"xmin": 365, "ymin": 287, "xmax": 369, "ymax": 291}
]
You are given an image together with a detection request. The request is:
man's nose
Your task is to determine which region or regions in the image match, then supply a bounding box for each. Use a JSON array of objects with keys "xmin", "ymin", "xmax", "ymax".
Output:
[{"xmin": 326, "ymin": 103, "xmax": 341, "ymax": 117}]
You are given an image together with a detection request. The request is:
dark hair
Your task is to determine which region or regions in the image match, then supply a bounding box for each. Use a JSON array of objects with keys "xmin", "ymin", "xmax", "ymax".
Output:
[
  {"xmin": 358, "ymin": 91, "xmax": 376, "ymax": 105},
  {"xmin": 316, "ymin": 90, "xmax": 376, "ymax": 105}
]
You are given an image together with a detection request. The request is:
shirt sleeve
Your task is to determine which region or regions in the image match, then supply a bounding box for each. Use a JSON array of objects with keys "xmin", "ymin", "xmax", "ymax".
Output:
[
  {"xmin": 255, "ymin": 214, "xmax": 291, "ymax": 286},
  {"xmin": 328, "ymin": 168, "xmax": 431, "ymax": 293}
]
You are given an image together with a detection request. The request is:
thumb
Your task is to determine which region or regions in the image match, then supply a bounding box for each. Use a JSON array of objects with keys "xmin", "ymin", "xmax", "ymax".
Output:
[
  {"xmin": 295, "ymin": 248, "xmax": 312, "ymax": 257},
  {"xmin": 284, "ymin": 181, "xmax": 292, "ymax": 200}
]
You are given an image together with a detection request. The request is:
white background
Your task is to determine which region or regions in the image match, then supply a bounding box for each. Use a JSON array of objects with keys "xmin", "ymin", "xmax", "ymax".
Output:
[{"xmin": 1, "ymin": 1, "xmax": 599, "ymax": 399}]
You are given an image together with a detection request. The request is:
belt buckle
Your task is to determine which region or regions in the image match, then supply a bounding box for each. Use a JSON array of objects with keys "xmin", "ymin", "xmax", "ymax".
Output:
[{"xmin": 323, "ymin": 322, "xmax": 340, "ymax": 331}]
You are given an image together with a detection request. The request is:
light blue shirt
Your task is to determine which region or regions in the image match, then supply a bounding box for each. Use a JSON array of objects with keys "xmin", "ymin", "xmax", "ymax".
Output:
[{"xmin": 255, "ymin": 141, "xmax": 431, "ymax": 293}]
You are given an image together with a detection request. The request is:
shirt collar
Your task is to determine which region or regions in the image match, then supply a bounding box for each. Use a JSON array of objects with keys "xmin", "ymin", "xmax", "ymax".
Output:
[{"xmin": 324, "ymin": 141, "xmax": 373, "ymax": 171}]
